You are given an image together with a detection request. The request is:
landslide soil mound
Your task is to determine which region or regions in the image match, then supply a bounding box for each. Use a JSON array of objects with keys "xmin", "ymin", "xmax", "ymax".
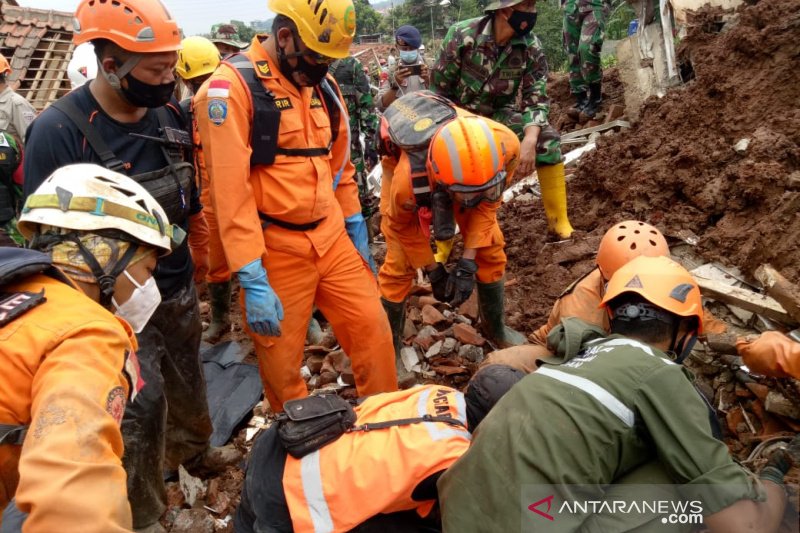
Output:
[{"xmin": 503, "ymin": 0, "xmax": 800, "ymax": 335}]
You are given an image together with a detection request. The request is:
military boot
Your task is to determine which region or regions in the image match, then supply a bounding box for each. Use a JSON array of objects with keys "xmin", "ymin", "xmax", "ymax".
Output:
[
  {"xmin": 477, "ymin": 280, "xmax": 527, "ymax": 349},
  {"xmin": 381, "ymin": 297, "xmax": 416, "ymax": 388},
  {"xmin": 582, "ymin": 82, "xmax": 603, "ymax": 119},
  {"xmin": 202, "ymin": 281, "xmax": 231, "ymax": 343},
  {"xmin": 567, "ymin": 90, "xmax": 589, "ymax": 119}
]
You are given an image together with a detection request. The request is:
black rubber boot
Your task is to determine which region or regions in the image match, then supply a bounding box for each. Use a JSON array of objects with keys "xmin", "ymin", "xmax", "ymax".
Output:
[
  {"xmin": 567, "ymin": 90, "xmax": 589, "ymax": 118},
  {"xmin": 381, "ymin": 297, "xmax": 416, "ymax": 388},
  {"xmin": 582, "ymin": 82, "xmax": 603, "ymax": 119},
  {"xmin": 202, "ymin": 281, "xmax": 231, "ymax": 343},
  {"xmin": 476, "ymin": 280, "xmax": 527, "ymax": 349}
]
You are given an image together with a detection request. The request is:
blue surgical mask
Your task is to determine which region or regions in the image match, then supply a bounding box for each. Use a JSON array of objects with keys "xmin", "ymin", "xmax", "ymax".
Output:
[{"xmin": 399, "ymin": 50, "xmax": 419, "ymax": 64}]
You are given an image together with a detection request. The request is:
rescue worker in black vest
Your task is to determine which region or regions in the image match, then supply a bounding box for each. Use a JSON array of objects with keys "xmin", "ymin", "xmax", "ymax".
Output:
[
  {"xmin": 194, "ymin": 0, "xmax": 398, "ymax": 414},
  {"xmin": 21, "ymin": 0, "xmax": 240, "ymax": 529},
  {"xmin": 439, "ymin": 255, "xmax": 799, "ymax": 532},
  {"xmin": 0, "ymin": 132, "xmax": 21, "ymax": 247},
  {"xmin": 235, "ymin": 364, "xmax": 525, "ymax": 533},
  {"xmin": 175, "ymin": 36, "xmax": 235, "ymax": 343},
  {"xmin": 0, "ymin": 163, "xmax": 183, "ymax": 532}
]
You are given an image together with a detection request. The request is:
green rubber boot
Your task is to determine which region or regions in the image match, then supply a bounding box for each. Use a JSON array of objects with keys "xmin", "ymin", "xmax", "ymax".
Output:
[
  {"xmin": 477, "ymin": 280, "xmax": 527, "ymax": 348},
  {"xmin": 202, "ymin": 281, "xmax": 231, "ymax": 343},
  {"xmin": 381, "ymin": 297, "xmax": 416, "ymax": 388}
]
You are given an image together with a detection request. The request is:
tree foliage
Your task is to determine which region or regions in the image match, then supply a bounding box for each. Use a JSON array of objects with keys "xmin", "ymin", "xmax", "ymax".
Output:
[{"xmin": 355, "ymin": 0, "xmax": 385, "ymax": 35}]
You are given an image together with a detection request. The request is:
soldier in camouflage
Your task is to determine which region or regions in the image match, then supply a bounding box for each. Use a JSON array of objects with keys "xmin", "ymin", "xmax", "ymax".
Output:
[
  {"xmin": 330, "ymin": 55, "xmax": 380, "ymax": 221},
  {"xmin": 431, "ymin": 0, "xmax": 574, "ymax": 240},
  {"xmin": 563, "ymin": 0, "xmax": 610, "ymax": 118}
]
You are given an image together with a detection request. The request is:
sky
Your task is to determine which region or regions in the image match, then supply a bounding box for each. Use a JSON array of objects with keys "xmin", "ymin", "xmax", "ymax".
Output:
[{"xmin": 20, "ymin": 0, "xmax": 273, "ymax": 37}]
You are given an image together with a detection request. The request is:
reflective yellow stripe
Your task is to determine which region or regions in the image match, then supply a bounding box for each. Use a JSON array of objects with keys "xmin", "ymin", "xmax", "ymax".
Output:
[{"xmin": 300, "ymin": 451, "xmax": 334, "ymax": 533}]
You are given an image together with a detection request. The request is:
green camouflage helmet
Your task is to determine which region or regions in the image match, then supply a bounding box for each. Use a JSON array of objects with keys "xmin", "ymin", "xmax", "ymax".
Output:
[{"xmin": 484, "ymin": 0, "xmax": 527, "ymax": 12}]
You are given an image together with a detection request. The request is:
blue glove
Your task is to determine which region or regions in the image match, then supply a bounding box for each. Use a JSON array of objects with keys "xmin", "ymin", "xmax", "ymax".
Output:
[
  {"xmin": 237, "ymin": 259, "xmax": 284, "ymax": 337},
  {"xmin": 344, "ymin": 213, "xmax": 377, "ymax": 274}
]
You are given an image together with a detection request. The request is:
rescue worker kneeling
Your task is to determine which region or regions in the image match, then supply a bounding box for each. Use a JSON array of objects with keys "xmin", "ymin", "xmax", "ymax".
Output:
[
  {"xmin": 380, "ymin": 99, "xmax": 527, "ymax": 384},
  {"xmin": 0, "ymin": 163, "xmax": 181, "ymax": 532},
  {"xmin": 234, "ymin": 365, "xmax": 524, "ymax": 533},
  {"xmin": 439, "ymin": 256, "xmax": 797, "ymax": 532}
]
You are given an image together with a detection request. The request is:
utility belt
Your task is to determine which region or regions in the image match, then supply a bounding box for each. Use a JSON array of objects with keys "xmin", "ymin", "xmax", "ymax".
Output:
[
  {"xmin": 258, "ymin": 211, "xmax": 325, "ymax": 232},
  {"xmin": 0, "ymin": 423, "xmax": 27, "ymax": 446}
]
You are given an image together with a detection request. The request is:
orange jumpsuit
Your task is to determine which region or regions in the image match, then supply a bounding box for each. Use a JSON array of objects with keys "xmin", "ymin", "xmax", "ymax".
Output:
[
  {"xmin": 191, "ymin": 98, "xmax": 229, "ymax": 284},
  {"xmin": 737, "ymin": 331, "xmax": 800, "ymax": 379},
  {"xmin": 195, "ymin": 36, "xmax": 397, "ymax": 411},
  {"xmin": 378, "ymin": 111, "xmax": 519, "ymax": 303},
  {"xmin": 0, "ymin": 274, "xmax": 134, "ymax": 532}
]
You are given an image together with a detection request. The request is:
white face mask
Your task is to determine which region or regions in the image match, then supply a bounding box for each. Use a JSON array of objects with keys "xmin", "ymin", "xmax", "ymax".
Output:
[{"xmin": 112, "ymin": 270, "xmax": 161, "ymax": 333}]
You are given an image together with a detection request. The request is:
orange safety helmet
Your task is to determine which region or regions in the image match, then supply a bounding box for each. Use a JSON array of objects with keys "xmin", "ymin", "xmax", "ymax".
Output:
[
  {"xmin": 73, "ymin": 0, "xmax": 181, "ymax": 54},
  {"xmin": 600, "ymin": 255, "xmax": 703, "ymax": 333},
  {"xmin": 596, "ymin": 220, "xmax": 670, "ymax": 280},
  {"xmin": 0, "ymin": 55, "xmax": 10, "ymax": 76},
  {"xmin": 427, "ymin": 115, "xmax": 508, "ymax": 207}
]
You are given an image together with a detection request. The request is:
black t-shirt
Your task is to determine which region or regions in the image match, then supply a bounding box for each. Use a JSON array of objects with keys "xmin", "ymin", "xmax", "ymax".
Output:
[{"xmin": 23, "ymin": 84, "xmax": 200, "ymax": 298}]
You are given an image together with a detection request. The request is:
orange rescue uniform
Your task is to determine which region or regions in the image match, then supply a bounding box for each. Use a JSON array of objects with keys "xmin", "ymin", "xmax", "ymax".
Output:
[
  {"xmin": 0, "ymin": 274, "xmax": 134, "ymax": 532},
  {"xmin": 283, "ymin": 385, "xmax": 470, "ymax": 532},
  {"xmin": 378, "ymin": 111, "xmax": 519, "ymax": 303},
  {"xmin": 737, "ymin": 331, "xmax": 800, "ymax": 379},
  {"xmin": 195, "ymin": 36, "xmax": 397, "ymax": 411}
]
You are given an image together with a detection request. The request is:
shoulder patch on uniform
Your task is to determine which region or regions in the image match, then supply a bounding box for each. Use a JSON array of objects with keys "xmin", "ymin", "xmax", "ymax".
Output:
[
  {"xmin": 0, "ymin": 290, "xmax": 45, "ymax": 327},
  {"xmin": 310, "ymin": 95, "xmax": 323, "ymax": 108},
  {"xmin": 625, "ymin": 275, "xmax": 643, "ymax": 289},
  {"xmin": 274, "ymin": 97, "xmax": 293, "ymax": 110},
  {"xmin": 255, "ymin": 61, "xmax": 272, "ymax": 77},
  {"xmin": 208, "ymin": 99, "xmax": 228, "ymax": 126},
  {"xmin": 207, "ymin": 79, "xmax": 231, "ymax": 99},
  {"xmin": 106, "ymin": 386, "xmax": 126, "ymax": 425}
]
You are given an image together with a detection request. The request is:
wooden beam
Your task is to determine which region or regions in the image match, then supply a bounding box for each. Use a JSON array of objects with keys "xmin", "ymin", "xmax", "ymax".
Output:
[
  {"xmin": 561, "ymin": 119, "xmax": 631, "ymax": 141},
  {"xmin": 693, "ymin": 274, "xmax": 795, "ymax": 325},
  {"xmin": 754, "ymin": 264, "xmax": 800, "ymax": 325}
]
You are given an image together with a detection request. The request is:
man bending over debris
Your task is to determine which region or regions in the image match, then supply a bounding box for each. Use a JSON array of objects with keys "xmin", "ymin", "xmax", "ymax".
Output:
[
  {"xmin": 0, "ymin": 164, "xmax": 182, "ymax": 532},
  {"xmin": 234, "ymin": 365, "xmax": 524, "ymax": 532},
  {"xmin": 379, "ymin": 93, "xmax": 527, "ymax": 386},
  {"xmin": 439, "ymin": 255, "xmax": 798, "ymax": 532}
]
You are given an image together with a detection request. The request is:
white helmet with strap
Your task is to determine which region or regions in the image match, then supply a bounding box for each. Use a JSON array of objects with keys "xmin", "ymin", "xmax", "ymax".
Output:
[{"xmin": 18, "ymin": 163, "xmax": 184, "ymax": 254}]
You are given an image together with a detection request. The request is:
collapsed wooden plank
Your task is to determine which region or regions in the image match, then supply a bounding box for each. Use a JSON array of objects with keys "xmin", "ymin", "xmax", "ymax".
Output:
[
  {"xmin": 560, "ymin": 119, "xmax": 631, "ymax": 141},
  {"xmin": 754, "ymin": 264, "xmax": 800, "ymax": 325},
  {"xmin": 693, "ymin": 274, "xmax": 795, "ymax": 325}
]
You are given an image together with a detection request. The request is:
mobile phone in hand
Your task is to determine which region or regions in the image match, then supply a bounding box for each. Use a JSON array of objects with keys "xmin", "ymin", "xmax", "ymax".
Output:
[{"xmin": 406, "ymin": 63, "xmax": 423, "ymax": 76}]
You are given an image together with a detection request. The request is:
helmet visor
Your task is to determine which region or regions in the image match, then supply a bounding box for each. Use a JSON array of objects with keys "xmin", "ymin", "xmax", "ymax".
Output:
[{"xmin": 449, "ymin": 170, "xmax": 507, "ymax": 207}]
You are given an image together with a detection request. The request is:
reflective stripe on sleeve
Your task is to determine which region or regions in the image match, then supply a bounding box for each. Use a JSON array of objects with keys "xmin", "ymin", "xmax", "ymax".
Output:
[
  {"xmin": 537, "ymin": 366, "xmax": 635, "ymax": 427},
  {"xmin": 300, "ymin": 451, "xmax": 335, "ymax": 533}
]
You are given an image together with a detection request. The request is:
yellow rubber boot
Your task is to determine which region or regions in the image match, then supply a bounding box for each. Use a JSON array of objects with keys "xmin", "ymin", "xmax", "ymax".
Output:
[
  {"xmin": 433, "ymin": 238, "xmax": 454, "ymax": 264},
  {"xmin": 537, "ymin": 162, "xmax": 574, "ymax": 239}
]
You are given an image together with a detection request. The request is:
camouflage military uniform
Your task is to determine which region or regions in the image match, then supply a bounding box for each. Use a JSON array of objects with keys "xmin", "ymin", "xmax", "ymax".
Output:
[
  {"xmin": 430, "ymin": 14, "xmax": 561, "ymax": 166},
  {"xmin": 0, "ymin": 131, "xmax": 22, "ymax": 247},
  {"xmin": 563, "ymin": 0, "xmax": 611, "ymax": 94},
  {"xmin": 330, "ymin": 56, "xmax": 379, "ymax": 217}
]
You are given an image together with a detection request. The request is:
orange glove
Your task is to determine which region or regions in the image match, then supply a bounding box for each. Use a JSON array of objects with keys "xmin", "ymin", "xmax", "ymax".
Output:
[
  {"xmin": 188, "ymin": 211, "xmax": 210, "ymax": 284},
  {"xmin": 736, "ymin": 331, "xmax": 800, "ymax": 379}
]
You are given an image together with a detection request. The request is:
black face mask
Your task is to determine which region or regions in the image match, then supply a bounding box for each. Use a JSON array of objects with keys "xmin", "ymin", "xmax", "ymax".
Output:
[
  {"xmin": 507, "ymin": 10, "xmax": 537, "ymax": 37},
  {"xmin": 277, "ymin": 32, "xmax": 330, "ymax": 87},
  {"xmin": 120, "ymin": 72, "xmax": 175, "ymax": 108}
]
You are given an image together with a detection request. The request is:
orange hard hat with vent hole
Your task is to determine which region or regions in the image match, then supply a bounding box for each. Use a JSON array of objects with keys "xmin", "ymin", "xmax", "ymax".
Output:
[
  {"xmin": 0, "ymin": 55, "xmax": 10, "ymax": 75},
  {"xmin": 596, "ymin": 220, "xmax": 670, "ymax": 280},
  {"xmin": 600, "ymin": 255, "xmax": 703, "ymax": 333},
  {"xmin": 427, "ymin": 116, "xmax": 508, "ymax": 207},
  {"xmin": 268, "ymin": 0, "xmax": 357, "ymax": 59},
  {"xmin": 73, "ymin": 0, "xmax": 181, "ymax": 54}
]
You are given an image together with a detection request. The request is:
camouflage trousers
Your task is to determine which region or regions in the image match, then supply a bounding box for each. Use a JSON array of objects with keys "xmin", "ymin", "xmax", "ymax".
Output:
[
  {"xmin": 563, "ymin": 2, "xmax": 610, "ymax": 93},
  {"xmin": 350, "ymin": 140, "xmax": 378, "ymax": 219},
  {"xmin": 493, "ymin": 109, "xmax": 563, "ymax": 167}
]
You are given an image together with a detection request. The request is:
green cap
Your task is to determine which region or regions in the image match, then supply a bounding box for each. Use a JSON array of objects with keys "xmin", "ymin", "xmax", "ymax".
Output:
[{"xmin": 484, "ymin": 0, "xmax": 526, "ymax": 12}]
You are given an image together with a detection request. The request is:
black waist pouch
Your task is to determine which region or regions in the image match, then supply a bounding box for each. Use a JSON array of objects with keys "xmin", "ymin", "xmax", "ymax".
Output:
[{"xmin": 276, "ymin": 394, "xmax": 357, "ymax": 458}]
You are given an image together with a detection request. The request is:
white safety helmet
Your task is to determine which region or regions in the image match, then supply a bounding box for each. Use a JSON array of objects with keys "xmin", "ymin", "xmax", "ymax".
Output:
[
  {"xmin": 18, "ymin": 163, "xmax": 183, "ymax": 255},
  {"xmin": 67, "ymin": 42, "xmax": 98, "ymax": 89}
]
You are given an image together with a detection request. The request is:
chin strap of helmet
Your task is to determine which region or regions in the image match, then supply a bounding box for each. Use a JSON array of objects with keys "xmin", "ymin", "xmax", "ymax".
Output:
[
  {"xmin": 31, "ymin": 231, "xmax": 140, "ymax": 308},
  {"xmin": 668, "ymin": 317, "xmax": 699, "ymax": 364}
]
